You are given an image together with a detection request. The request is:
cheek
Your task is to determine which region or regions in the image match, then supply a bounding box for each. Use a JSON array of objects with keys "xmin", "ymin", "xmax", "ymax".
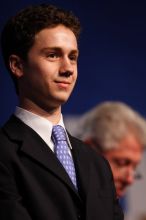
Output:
[
  {"xmin": 110, "ymin": 166, "xmax": 120, "ymax": 180},
  {"xmin": 73, "ymin": 70, "xmax": 78, "ymax": 82},
  {"xmin": 30, "ymin": 60, "xmax": 55, "ymax": 75}
]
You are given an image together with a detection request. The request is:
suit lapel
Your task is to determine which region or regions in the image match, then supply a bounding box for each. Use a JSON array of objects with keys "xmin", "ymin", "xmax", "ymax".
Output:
[{"xmin": 3, "ymin": 115, "xmax": 80, "ymax": 198}]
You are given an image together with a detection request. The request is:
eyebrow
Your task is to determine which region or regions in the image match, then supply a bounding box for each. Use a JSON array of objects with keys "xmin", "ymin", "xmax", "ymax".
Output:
[{"xmin": 40, "ymin": 47, "xmax": 79, "ymax": 55}]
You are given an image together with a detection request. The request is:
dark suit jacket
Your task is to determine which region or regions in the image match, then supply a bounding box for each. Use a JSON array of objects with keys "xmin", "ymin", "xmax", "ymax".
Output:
[{"xmin": 0, "ymin": 115, "xmax": 123, "ymax": 220}]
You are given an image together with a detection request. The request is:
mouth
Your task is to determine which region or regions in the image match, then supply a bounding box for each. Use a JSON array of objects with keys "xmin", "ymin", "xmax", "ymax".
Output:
[
  {"xmin": 116, "ymin": 186, "xmax": 126, "ymax": 197},
  {"xmin": 55, "ymin": 80, "xmax": 71, "ymax": 89}
]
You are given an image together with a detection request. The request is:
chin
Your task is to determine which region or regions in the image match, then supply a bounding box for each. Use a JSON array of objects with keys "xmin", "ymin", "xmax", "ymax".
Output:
[
  {"xmin": 54, "ymin": 96, "xmax": 69, "ymax": 106},
  {"xmin": 117, "ymin": 190, "xmax": 125, "ymax": 198},
  {"xmin": 57, "ymin": 93, "xmax": 71, "ymax": 103}
]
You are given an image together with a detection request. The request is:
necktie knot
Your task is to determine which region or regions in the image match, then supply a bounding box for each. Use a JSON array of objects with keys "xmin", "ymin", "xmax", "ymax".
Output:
[{"xmin": 52, "ymin": 125, "xmax": 67, "ymax": 143}]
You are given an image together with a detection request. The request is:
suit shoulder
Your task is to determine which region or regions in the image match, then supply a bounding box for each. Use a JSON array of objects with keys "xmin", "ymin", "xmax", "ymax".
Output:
[
  {"xmin": 69, "ymin": 134, "xmax": 109, "ymax": 164},
  {"xmin": 69, "ymin": 134, "xmax": 113, "ymax": 177}
]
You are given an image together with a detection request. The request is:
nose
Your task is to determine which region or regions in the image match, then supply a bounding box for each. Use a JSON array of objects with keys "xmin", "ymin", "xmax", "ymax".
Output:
[
  {"xmin": 59, "ymin": 57, "xmax": 74, "ymax": 77},
  {"xmin": 125, "ymin": 174, "xmax": 134, "ymax": 185},
  {"xmin": 123, "ymin": 169, "xmax": 135, "ymax": 185}
]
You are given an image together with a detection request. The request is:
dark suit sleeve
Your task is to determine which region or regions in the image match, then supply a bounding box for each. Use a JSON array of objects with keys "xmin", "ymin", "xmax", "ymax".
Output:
[{"xmin": 0, "ymin": 162, "xmax": 32, "ymax": 220}]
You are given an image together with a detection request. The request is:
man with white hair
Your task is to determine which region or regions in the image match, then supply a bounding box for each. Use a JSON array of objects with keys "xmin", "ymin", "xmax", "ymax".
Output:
[{"xmin": 65, "ymin": 101, "xmax": 146, "ymax": 198}]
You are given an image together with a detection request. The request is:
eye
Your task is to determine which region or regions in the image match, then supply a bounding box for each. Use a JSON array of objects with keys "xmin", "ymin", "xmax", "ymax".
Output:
[
  {"xmin": 112, "ymin": 159, "xmax": 127, "ymax": 167},
  {"xmin": 45, "ymin": 51, "xmax": 61, "ymax": 61},
  {"xmin": 47, "ymin": 53, "xmax": 59, "ymax": 59},
  {"xmin": 69, "ymin": 54, "xmax": 78, "ymax": 62}
]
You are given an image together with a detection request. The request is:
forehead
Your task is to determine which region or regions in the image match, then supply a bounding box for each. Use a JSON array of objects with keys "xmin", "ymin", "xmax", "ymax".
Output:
[
  {"xmin": 105, "ymin": 134, "xmax": 143, "ymax": 162},
  {"xmin": 33, "ymin": 25, "xmax": 78, "ymax": 51}
]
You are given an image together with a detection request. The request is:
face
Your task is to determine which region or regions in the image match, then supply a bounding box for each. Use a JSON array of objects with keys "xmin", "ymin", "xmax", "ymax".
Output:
[
  {"xmin": 103, "ymin": 133, "xmax": 143, "ymax": 197},
  {"xmin": 11, "ymin": 25, "xmax": 78, "ymax": 111}
]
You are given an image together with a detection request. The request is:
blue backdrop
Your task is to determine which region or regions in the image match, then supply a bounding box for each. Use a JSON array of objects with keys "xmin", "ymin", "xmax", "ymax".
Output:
[{"xmin": 1, "ymin": 0, "xmax": 146, "ymax": 125}]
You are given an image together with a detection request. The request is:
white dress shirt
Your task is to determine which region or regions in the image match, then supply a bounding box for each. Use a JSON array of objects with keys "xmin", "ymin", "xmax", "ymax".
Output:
[{"xmin": 14, "ymin": 106, "xmax": 72, "ymax": 153}]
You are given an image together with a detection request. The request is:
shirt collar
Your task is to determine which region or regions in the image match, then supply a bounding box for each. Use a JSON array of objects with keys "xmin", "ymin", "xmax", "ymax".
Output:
[{"xmin": 14, "ymin": 106, "xmax": 71, "ymax": 150}]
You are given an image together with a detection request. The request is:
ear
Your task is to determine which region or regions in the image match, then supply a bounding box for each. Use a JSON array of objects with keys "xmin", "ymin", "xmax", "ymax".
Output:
[{"xmin": 9, "ymin": 55, "xmax": 24, "ymax": 78}]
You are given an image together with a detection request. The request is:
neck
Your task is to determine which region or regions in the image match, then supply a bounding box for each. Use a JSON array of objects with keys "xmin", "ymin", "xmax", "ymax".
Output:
[{"xmin": 19, "ymin": 98, "xmax": 62, "ymax": 125}]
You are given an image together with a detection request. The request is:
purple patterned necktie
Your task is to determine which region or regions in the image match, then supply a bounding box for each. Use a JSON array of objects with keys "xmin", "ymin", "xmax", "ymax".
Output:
[{"xmin": 51, "ymin": 125, "xmax": 77, "ymax": 189}]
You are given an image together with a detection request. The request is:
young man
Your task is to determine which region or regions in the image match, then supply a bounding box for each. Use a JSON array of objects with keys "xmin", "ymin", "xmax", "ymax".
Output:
[
  {"xmin": 65, "ymin": 101, "xmax": 146, "ymax": 198},
  {"xmin": 0, "ymin": 4, "xmax": 123, "ymax": 220}
]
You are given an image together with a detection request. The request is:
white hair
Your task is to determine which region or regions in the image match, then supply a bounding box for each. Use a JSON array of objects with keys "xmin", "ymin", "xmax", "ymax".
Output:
[{"xmin": 66, "ymin": 101, "xmax": 146, "ymax": 151}]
